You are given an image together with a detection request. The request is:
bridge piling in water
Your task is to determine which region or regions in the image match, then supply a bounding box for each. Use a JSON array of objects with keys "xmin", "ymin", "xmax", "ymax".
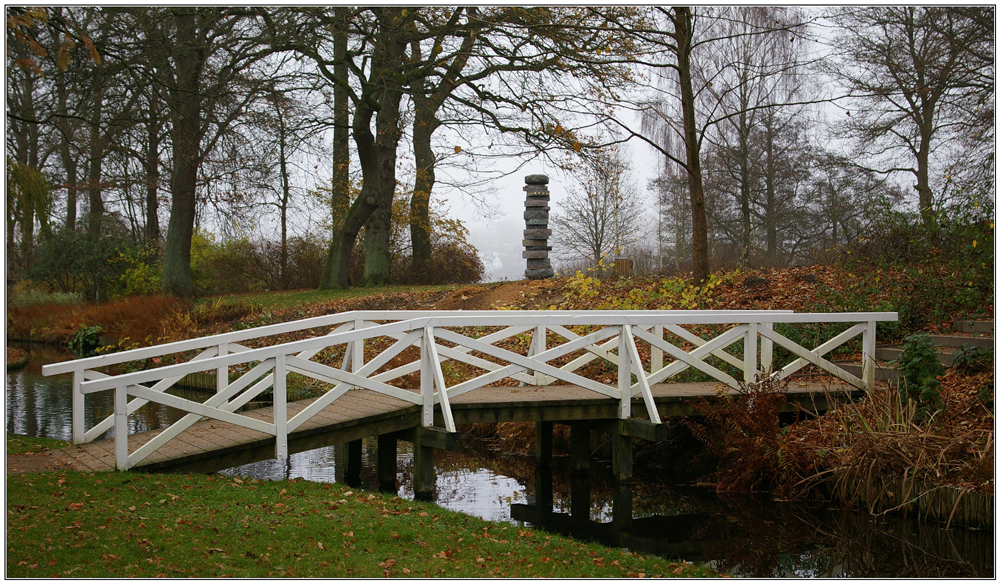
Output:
[
  {"xmin": 534, "ymin": 421, "xmax": 554, "ymax": 520},
  {"xmin": 377, "ymin": 434, "xmax": 398, "ymax": 493},
  {"xmin": 570, "ymin": 422, "xmax": 592, "ymax": 520},
  {"xmin": 413, "ymin": 441, "xmax": 435, "ymax": 501},
  {"xmin": 334, "ymin": 440, "xmax": 363, "ymax": 487}
]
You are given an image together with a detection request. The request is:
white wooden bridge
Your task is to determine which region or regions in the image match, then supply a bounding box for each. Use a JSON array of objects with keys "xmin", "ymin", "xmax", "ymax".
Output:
[{"xmin": 42, "ymin": 309, "xmax": 895, "ymax": 494}]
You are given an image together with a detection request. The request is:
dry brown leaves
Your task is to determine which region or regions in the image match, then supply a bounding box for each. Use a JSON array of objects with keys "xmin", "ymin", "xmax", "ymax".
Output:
[{"xmin": 782, "ymin": 369, "xmax": 994, "ymax": 495}]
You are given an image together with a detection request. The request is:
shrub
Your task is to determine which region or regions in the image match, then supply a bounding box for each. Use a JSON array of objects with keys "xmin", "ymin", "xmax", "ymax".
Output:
[
  {"xmin": 891, "ymin": 333, "xmax": 945, "ymax": 414},
  {"xmin": 68, "ymin": 325, "xmax": 102, "ymax": 358},
  {"xmin": 7, "ymin": 281, "xmax": 82, "ymax": 307},
  {"xmin": 26, "ymin": 227, "xmax": 150, "ymax": 303},
  {"xmin": 952, "ymin": 343, "xmax": 993, "ymax": 375},
  {"xmin": 390, "ymin": 241, "xmax": 485, "ymax": 285},
  {"xmin": 107, "ymin": 244, "xmax": 161, "ymax": 299},
  {"xmin": 190, "ymin": 231, "xmax": 330, "ymax": 294}
]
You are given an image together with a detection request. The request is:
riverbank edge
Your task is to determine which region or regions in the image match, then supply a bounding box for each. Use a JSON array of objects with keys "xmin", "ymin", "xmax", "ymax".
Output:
[
  {"xmin": 5, "ymin": 436, "xmax": 721, "ymax": 579},
  {"xmin": 6, "ymin": 346, "xmax": 31, "ymax": 371},
  {"xmin": 833, "ymin": 475, "xmax": 994, "ymax": 528}
]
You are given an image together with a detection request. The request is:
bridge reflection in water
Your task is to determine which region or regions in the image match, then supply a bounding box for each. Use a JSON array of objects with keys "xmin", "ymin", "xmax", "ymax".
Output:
[
  {"xmin": 510, "ymin": 450, "xmax": 994, "ymax": 578},
  {"xmin": 218, "ymin": 432, "xmax": 994, "ymax": 579}
]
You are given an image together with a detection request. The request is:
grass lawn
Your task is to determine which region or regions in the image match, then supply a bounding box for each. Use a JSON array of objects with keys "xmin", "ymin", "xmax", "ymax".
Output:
[
  {"xmin": 199, "ymin": 283, "xmax": 469, "ymax": 312},
  {"xmin": 6, "ymin": 435, "xmax": 719, "ymax": 578},
  {"xmin": 6, "ymin": 434, "xmax": 70, "ymax": 455}
]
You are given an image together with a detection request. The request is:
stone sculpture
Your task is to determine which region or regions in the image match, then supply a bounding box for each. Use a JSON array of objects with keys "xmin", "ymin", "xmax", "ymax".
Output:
[{"xmin": 523, "ymin": 174, "xmax": 554, "ymax": 279}]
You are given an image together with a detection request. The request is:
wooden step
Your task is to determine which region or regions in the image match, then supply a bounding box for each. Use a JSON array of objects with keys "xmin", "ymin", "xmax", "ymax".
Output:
[
  {"xmin": 953, "ymin": 319, "xmax": 995, "ymax": 335},
  {"xmin": 835, "ymin": 361, "xmax": 900, "ymax": 383},
  {"xmin": 928, "ymin": 334, "xmax": 994, "ymax": 350}
]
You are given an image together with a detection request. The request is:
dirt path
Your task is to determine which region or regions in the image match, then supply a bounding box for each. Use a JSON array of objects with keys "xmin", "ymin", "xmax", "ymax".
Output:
[{"xmin": 429, "ymin": 279, "xmax": 565, "ymax": 310}]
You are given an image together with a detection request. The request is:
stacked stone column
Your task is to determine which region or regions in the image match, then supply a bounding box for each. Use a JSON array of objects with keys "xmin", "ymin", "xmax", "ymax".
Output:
[{"xmin": 523, "ymin": 174, "xmax": 554, "ymax": 279}]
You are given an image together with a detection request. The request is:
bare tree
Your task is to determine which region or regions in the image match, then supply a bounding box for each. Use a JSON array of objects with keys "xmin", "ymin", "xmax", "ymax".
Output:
[
  {"xmin": 550, "ymin": 145, "xmax": 647, "ymax": 269},
  {"xmin": 696, "ymin": 7, "xmax": 812, "ymax": 267},
  {"xmin": 648, "ymin": 159, "xmax": 692, "ymax": 272},
  {"xmin": 150, "ymin": 7, "xmax": 275, "ymax": 297},
  {"xmin": 826, "ymin": 7, "xmax": 994, "ymax": 225}
]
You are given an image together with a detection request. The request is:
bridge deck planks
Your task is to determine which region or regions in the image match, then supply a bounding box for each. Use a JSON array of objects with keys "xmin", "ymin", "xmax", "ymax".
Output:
[{"xmin": 50, "ymin": 379, "xmax": 858, "ymax": 474}]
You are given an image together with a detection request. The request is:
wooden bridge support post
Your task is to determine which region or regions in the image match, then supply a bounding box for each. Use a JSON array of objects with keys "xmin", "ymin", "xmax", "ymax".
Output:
[
  {"xmin": 611, "ymin": 432, "xmax": 633, "ymax": 483},
  {"xmin": 377, "ymin": 434, "xmax": 398, "ymax": 493},
  {"xmin": 216, "ymin": 343, "xmax": 228, "ymax": 396},
  {"xmin": 335, "ymin": 440, "xmax": 363, "ymax": 487},
  {"xmin": 618, "ymin": 330, "xmax": 632, "ymax": 419},
  {"xmin": 611, "ymin": 482, "xmax": 634, "ymax": 533},
  {"xmin": 535, "ymin": 421, "xmax": 553, "ymax": 466},
  {"xmin": 275, "ymin": 354, "xmax": 288, "ymax": 460},
  {"xmin": 570, "ymin": 422, "xmax": 591, "ymax": 521},
  {"xmin": 413, "ymin": 442, "xmax": 435, "ymax": 501},
  {"xmin": 534, "ymin": 421, "xmax": 554, "ymax": 520},
  {"xmin": 651, "ymin": 324, "xmax": 664, "ymax": 372}
]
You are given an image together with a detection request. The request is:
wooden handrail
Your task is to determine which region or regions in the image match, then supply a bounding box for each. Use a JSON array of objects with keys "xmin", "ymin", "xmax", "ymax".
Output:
[{"xmin": 42, "ymin": 309, "xmax": 896, "ymax": 470}]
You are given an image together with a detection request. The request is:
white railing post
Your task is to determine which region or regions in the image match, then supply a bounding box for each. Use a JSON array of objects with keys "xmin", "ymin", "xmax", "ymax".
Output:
[
  {"xmin": 275, "ymin": 353, "xmax": 288, "ymax": 460},
  {"xmin": 62, "ymin": 310, "xmax": 898, "ymax": 469},
  {"xmin": 862, "ymin": 320, "xmax": 876, "ymax": 390},
  {"xmin": 352, "ymin": 319, "xmax": 365, "ymax": 373},
  {"xmin": 114, "ymin": 385, "xmax": 128, "ymax": 470},
  {"xmin": 761, "ymin": 323, "xmax": 773, "ymax": 376},
  {"xmin": 217, "ymin": 343, "xmax": 228, "ymax": 395},
  {"xmin": 745, "ymin": 322, "xmax": 758, "ymax": 384},
  {"xmin": 651, "ymin": 324, "xmax": 663, "ymax": 372},
  {"xmin": 423, "ymin": 327, "xmax": 456, "ymax": 432},
  {"xmin": 618, "ymin": 326, "xmax": 631, "ymax": 419},
  {"xmin": 421, "ymin": 329, "xmax": 434, "ymax": 427},
  {"xmin": 72, "ymin": 370, "xmax": 84, "ymax": 444},
  {"xmin": 533, "ymin": 325, "xmax": 546, "ymax": 385}
]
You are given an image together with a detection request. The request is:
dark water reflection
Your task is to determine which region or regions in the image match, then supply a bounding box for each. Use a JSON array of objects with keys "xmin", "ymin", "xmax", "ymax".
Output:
[
  {"xmin": 8, "ymin": 347, "xmax": 994, "ymax": 577},
  {"xmin": 220, "ymin": 440, "xmax": 993, "ymax": 578}
]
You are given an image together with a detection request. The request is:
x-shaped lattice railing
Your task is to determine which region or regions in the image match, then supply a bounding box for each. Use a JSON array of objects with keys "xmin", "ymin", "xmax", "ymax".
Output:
[{"xmin": 46, "ymin": 310, "xmax": 896, "ymax": 470}]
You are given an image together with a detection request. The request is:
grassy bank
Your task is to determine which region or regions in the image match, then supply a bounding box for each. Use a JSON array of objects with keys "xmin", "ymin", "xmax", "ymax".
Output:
[
  {"xmin": 6, "ymin": 437, "xmax": 717, "ymax": 579},
  {"xmin": 199, "ymin": 283, "xmax": 465, "ymax": 312}
]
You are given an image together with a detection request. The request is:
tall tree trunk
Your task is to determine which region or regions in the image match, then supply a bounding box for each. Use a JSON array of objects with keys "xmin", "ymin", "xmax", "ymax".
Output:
[
  {"xmin": 161, "ymin": 8, "xmax": 203, "ymax": 298},
  {"xmin": 56, "ymin": 73, "xmax": 79, "ymax": 231},
  {"xmin": 407, "ymin": 19, "xmax": 476, "ymax": 284},
  {"xmin": 361, "ymin": 80, "xmax": 404, "ymax": 287},
  {"xmin": 410, "ymin": 100, "xmax": 437, "ymax": 283},
  {"xmin": 278, "ymin": 116, "xmax": 291, "ymax": 289},
  {"xmin": 738, "ymin": 136, "xmax": 752, "ymax": 267},
  {"xmin": 86, "ymin": 84, "xmax": 106, "ymax": 238},
  {"xmin": 675, "ymin": 7, "xmax": 710, "ymax": 285},
  {"xmin": 319, "ymin": 9, "xmax": 352, "ymax": 290},
  {"xmin": 61, "ymin": 150, "xmax": 78, "ymax": 232},
  {"xmin": 764, "ymin": 120, "xmax": 777, "ymax": 263},
  {"xmin": 145, "ymin": 106, "xmax": 162, "ymax": 244},
  {"xmin": 916, "ymin": 125, "xmax": 934, "ymax": 226},
  {"xmin": 360, "ymin": 10, "xmax": 406, "ymax": 287}
]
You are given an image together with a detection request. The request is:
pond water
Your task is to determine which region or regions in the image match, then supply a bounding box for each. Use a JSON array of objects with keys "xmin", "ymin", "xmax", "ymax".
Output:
[{"xmin": 7, "ymin": 343, "xmax": 994, "ymax": 578}]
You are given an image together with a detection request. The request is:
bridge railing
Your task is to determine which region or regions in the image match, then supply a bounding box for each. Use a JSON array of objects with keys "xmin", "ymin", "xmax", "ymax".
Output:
[{"xmin": 45, "ymin": 310, "xmax": 896, "ymax": 470}]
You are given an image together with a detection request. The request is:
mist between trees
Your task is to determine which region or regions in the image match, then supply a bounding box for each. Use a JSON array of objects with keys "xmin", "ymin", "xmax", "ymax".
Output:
[{"xmin": 6, "ymin": 7, "xmax": 994, "ymax": 299}]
